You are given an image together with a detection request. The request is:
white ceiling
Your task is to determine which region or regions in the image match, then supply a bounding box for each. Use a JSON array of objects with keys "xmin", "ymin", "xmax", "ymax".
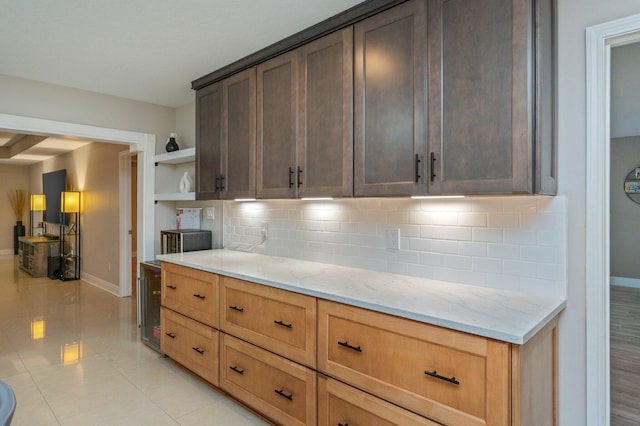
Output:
[{"xmin": 0, "ymin": 0, "xmax": 365, "ymax": 108}]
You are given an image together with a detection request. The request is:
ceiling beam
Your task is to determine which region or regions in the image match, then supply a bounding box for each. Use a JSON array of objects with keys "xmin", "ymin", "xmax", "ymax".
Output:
[{"xmin": 0, "ymin": 134, "xmax": 48, "ymax": 158}]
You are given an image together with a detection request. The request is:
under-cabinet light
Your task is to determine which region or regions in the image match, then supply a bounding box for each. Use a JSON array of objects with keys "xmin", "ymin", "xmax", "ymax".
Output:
[
  {"xmin": 234, "ymin": 198, "xmax": 256, "ymax": 202},
  {"xmin": 301, "ymin": 197, "xmax": 334, "ymax": 201},
  {"xmin": 410, "ymin": 195, "xmax": 465, "ymax": 200}
]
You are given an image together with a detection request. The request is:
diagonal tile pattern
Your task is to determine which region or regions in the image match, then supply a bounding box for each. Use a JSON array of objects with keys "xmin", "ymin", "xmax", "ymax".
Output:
[{"xmin": 0, "ymin": 255, "xmax": 268, "ymax": 425}]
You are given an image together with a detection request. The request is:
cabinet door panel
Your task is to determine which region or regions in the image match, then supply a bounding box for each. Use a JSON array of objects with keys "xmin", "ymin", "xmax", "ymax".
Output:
[
  {"xmin": 257, "ymin": 51, "xmax": 298, "ymax": 198},
  {"xmin": 196, "ymin": 82, "xmax": 223, "ymax": 199},
  {"xmin": 428, "ymin": 0, "xmax": 532, "ymax": 194},
  {"xmin": 223, "ymin": 68, "xmax": 256, "ymax": 199},
  {"xmin": 298, "ymin": 27, "xmax": 353, "ymax": 198},
  {"xmin": 354, "ymin": 0, "xmax": 427, "ymax": 197}
]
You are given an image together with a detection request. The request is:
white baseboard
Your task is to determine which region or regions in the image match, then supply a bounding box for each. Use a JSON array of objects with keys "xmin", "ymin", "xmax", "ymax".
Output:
[
  {"xmin": 611, "ymin": 276, "xmax": 640, "ymax": 289},
  {"xmin": 80, "ymin": 271, "xmax": 121, "ymax": 297}
]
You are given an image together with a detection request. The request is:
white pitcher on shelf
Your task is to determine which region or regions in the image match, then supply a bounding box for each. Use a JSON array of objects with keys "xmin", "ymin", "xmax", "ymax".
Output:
[{"xmin": 179, "ymin": 172, "xmax": 192, "ymax": 193}]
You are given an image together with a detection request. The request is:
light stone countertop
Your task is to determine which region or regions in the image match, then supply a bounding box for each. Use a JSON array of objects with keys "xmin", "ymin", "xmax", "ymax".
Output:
[{"xmin": 156, "ymin": 249, "xmax": 566, "ymax": 345}]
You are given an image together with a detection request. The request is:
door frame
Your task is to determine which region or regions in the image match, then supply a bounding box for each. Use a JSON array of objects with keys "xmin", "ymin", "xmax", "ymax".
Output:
[
  {"xmin": 585, "ymin": 13, "xmax": 640, "ymax": 426},
  {"xmin": 0, "ymin": 113, "xmax": 155, "ymax": 296}
]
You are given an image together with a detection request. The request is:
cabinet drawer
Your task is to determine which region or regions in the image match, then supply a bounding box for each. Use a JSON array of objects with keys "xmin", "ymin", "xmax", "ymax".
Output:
[
  {"xmin": 318, "ymin": 375, "xmax": 439, "ymax": 426},
  {"xmin": 318, "ymin": 300, "xmax": 509, "ymax": 426},
  {"xmin": 161, "ymin": 262, "xmax": 219, "ymax": 328},
  {"xmin": 220, "ymin": 333, "xmax": 316, "ymax": 426},
  {"xmin": 161, "ymin": 307, "xmax": 219, "ymax": 386},
  {"xmin": 220, "ymin": 277, "xmax": 316, "ymax": 367}
]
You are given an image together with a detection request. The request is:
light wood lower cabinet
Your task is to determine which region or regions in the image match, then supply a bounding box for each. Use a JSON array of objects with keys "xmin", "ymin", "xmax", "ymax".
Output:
[
  {"xmin": 318, "ymin": 375, "xmax": 440, "ymax": 426},
  {"xmin": 220, "ymin": 333, "xmax": 317, "ymax": 426},
  {"xmin": 317, "ymin": 300, "xmax": 558, "ymax": 426},
  {"xmin": 161, "ymin": 262, "xmax": 219, "ymax": 328},
  {"xmin": 160, "ymin": 307, "xmax": 219, "ymax": 386},
  {"xmin": 220, "ymin": 276, "xmax": 316, "ymax": 367}
]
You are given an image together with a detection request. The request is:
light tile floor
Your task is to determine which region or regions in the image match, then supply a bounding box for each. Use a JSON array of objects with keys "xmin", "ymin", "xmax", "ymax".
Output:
[{"xmin": 0, "ymin": 255, "xmax": 269, "ymax": 425}]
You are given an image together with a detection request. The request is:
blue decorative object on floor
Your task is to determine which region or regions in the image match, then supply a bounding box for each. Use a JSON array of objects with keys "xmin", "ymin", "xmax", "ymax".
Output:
[{"xmin": 0, "ymin": 380, "xmax": 16, "ymax": 426}]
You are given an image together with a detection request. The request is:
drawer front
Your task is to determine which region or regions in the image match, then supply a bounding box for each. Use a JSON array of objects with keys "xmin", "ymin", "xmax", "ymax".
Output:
[
  {"xmin": 318, "ymin": 300, "xmax": 509, "ymax": 426},
  {"xmin": 220, "ymin": 333, "xmax": 316, "ymax": 426},
  {"xmin": 161, "ymin": 307, "xmax": 219, "ymax": 386},
  {"xmin": 318, "ymin": 375, "xmax": 440, "ymax": 426},
  {"xmin": 161, "ymin": 262, "xmax": 219, "ymax": 328},
  {"xmin": 221, "ymin": 277, "xmax": 316, "ymax": 367}
]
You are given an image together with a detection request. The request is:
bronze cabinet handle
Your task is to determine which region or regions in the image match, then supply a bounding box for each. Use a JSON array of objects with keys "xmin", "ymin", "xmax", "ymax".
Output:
[{"xmin": 424, "ymin": 370, "xmax": 460, "ymax": 385}]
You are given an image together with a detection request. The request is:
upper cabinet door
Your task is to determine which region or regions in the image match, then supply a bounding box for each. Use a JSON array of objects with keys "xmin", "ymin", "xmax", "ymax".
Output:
[
  {"xmin": 353, "ymin": 0, "xmax": 427, "ymax": 197},
  {"xmin": 427, "ymin": 0, "xmax": 556, "ymax": 195},
  {"xmin": 222, "ymin": 68, "xmax": 256, "ymax": 200},
  {"xmin": 196, "ymin": 82, "xmax": 223, "ymax": 200},
  {"xmin": 257, "ymin": 51, "xmax": 298, "ymax": 199},
  {"xmin": 297, "ymin": 27, "xmax": 354, "ymax": 198}
]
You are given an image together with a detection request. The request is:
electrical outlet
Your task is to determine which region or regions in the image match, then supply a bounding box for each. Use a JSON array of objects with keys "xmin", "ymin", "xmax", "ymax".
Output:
[
  {"xmin": 206, "ymin": 207, "xmax": 215, "ymax": 220},
  {"xmin": 387, "ymin": 228, "xmax": 400, "ymax": 250},
  {"xmin": 261, "ymin": 221, "xmax": 268, "ymax": 239}
]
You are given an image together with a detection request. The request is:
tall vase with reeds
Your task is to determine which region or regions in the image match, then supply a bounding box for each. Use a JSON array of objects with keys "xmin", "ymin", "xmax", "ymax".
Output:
[{"xmin": 8, "ymin": 189, "xmax": 27, "ymax": 255}]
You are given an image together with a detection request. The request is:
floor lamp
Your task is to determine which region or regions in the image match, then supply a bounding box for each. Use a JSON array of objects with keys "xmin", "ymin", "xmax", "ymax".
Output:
[
  {"xmin": 60, "ymin": 191, "xmax": 80, "ymax": 281},
  {"xmin": 29, "ymin": 194, "xmax": 46, "ymax": 236}
]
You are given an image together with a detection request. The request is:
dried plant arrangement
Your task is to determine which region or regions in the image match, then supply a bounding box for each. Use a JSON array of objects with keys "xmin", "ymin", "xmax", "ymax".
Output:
[{"xmin": 7, "ymin": 189, "xmax": 27, "ymax": 222}]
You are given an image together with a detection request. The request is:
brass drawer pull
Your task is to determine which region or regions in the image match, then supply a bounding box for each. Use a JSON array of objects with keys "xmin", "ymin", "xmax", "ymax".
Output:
[
  {"xmin": 229, "ymin": 365, "xmax": 244, "ymax": 375},
  {"xmin": 274, "ymin": 388, "xmax": 293, "ymax": 401},
  {"xmin": 424, "ymin": 370, "xmax": 460, "ymax": 385},
  {"xmin": 192, "ymin": 347, "xmax": 205, "ymax": 355},
  {"xmin": 274, "ymin": 320, "xmax": 292, "ymax": 329},
  {"xmin": 193, "ymin": 293, "xmax": 206, "ymax": 299},
  {"xmin": 337, "ymin": 341, "xmax": 362, "ymax": 352},
  {"xmin": 164, "ymin": 332, "xmax": 176, "ymax": 339},
  {"xmin": 166, "ymin": 284, "xmax": 177, "ymax": 290}
]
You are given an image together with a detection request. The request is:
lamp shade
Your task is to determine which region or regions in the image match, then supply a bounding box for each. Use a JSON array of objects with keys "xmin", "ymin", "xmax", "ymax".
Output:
[
  {"xmin": 60, "ymin": 191, "xmax": 80, "ymax": 213},
  {"xmin": 30, "ymin": 194, "xmax": 46, "ymax": 211}
]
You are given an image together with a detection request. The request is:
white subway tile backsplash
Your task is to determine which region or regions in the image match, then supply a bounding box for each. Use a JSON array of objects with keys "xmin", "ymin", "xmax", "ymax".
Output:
[{"xmin": 223, "ymin": 196, "xmax": 567, "ymax": 298}]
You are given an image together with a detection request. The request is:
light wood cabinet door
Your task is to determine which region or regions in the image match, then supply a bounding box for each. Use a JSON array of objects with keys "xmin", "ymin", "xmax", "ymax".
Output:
[
  {"xmin": 196, "ymin": 82, "xmax": 223, "ymax": 200},
  {"xmin": 427, "ymin": 0, "xmax": 556, "ymax": 195},
  {"xmin": 161, "ymin": 307, "xmax": 219, "ymax": 386},
  {"xmin": 354, "ymin": 0, "xmax": 427, "ymax": 197},
  {"xmin": 161, "ymin": 262, "xmax": 219, "ymax": 328},
  {"xmin": 222, "ymin": 67, "xmax": 256, "ymax": 200},
  {"xmin": 220, "ymin": 277, "xmax": 316, "ymax": 368},
  {"xmin": 297, "ymin": 27, "xmax": 353, "ymax": 198},
  {"xmin": 257, "ymin": 50, "xmax": 298, "ymax": 199},
  {"xmin": 318, "ymin": 300, "xmax": 510, "ymax": 426},
  {"xmin": 220, "ymin": 334, "xmax": 317, "ymax": 426},
  {"xmin": 318, "ymin": 375, "xmax": 439, "ymax": 426}
]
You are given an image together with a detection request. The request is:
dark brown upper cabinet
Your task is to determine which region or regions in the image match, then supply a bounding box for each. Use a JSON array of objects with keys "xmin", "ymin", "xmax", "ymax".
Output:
[
  {"xmin": 222, "ymin": 67, "xmax": 256, "ymax": 200},
  {"xmin": 256, "ymin": 50, "xmax": 299, "ymax": 199},
  {"xmin": 257, "ymin": 28, "xmax": 354, "ymax": 199},
  {"xmin": 297, "ymin": 27, "xmax": 354, "ymax": 198},
  {"xmin": 353, "ymin": 0, "xmax": 427, "ymax": 197},
  {"xmin": 196, "ymin": 82, "xmax": 223, "ymax": 200},
  {"xmin": 427, "ymin": 0, "xmax": 556, "ymax": 195}
]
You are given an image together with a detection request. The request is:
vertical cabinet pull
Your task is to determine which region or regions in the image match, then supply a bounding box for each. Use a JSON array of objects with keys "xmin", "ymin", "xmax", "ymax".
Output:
[
  {"xmin": 219, "ymin": 175, "xmax": 225, "ymax": 190},
  {"xmin": 430, "ymin": 152, "xmax": 436, "ymax": 181},
  {"xmin": 297, "ymin": 166, "xmax": 303, "ymax": 187},
  {"xmin": 164, "ymin": 332, "xmax": 176, "ymax": 339},
  {"xmin": 337, "ymin": 341, "xmax": 362, "ymax": 352},
  {"xmin": 229, "ymin": 305, "xmax": 244, "ymax": 312},
  {"xmin": 229, "ymin": 365, "xmax": 244, "ymax": 375},
  {"xmin": 192, "ymin": 347, "xmax": 205, "ymax": 355},
  {"xmin": 415, "ymin": 153, "xmax": 421, "ymax": 182},
  {"xmin": 273, "ymin": 320, "xmax": 292, "ymax": 329},
  {"xmin": 274, "ymin": 388, "xmax": 293, "ymax": 401},
  {"xmin": 288, "ymin": 167, "xmax": 294, "ymax": 188},
  {"xmin": 424, "ymin": 370, "xmax": 460, "ymax": 385},
  {"xmin": 166, "ymin": 284, "xmax": 176, "ymax": 290},
  {"xmin": 215, "ymin": 176, "xmax": 220, "ymax": 191}
]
